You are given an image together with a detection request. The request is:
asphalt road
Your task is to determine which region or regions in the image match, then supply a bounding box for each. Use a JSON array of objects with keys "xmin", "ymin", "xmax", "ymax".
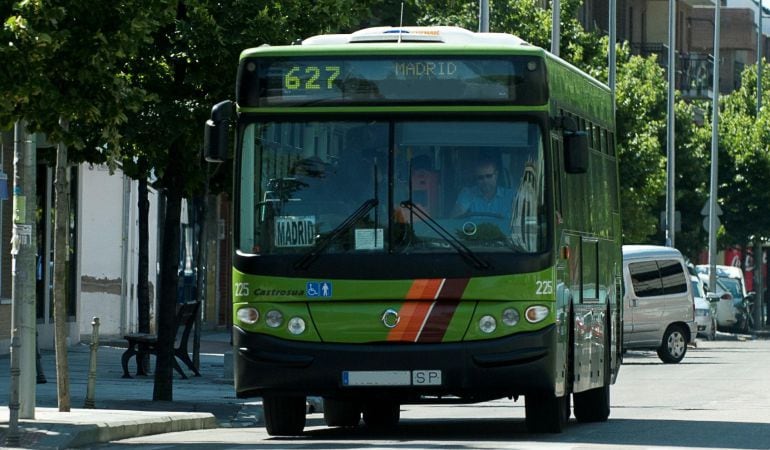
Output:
[{"xmin": 99, "ymin": 333, "xmax": 770, "ymax": 449}]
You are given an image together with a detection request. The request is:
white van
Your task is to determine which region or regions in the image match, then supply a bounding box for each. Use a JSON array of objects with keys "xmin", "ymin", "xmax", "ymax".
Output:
[
  {"xmin": 696, "ymin": 264, "xmax": 753, "ymax": 332},
  {"xmin": 622, "ymin": 245, "xmax": 697, "ymax": 363}
]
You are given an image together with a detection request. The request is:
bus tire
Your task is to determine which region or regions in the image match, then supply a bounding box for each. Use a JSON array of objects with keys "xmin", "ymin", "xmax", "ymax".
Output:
[
  {"xmin": 524, "ymin": 391, "xmax": 568, "ymax": 433},
  {"xmin": 362, "ymin": 401, "xmax": 400, "ymax": 429},
  {"xmin": 657, "ymin": 325, "xmax": 687, "ymax": 364},
  {"xmin": 574, "ymin": 316, "xmax": 611, "ymax": 423},
  {"xmin": 263, "ymin": 395, "xmax": 306, "ymax": 436},
  {"xmin": 323, "ymin": 398, "xmax": 361, "ymax": 427},
  {"xmin": 573, "ymin": 383, "xmax": 610, "ymax": 422}
]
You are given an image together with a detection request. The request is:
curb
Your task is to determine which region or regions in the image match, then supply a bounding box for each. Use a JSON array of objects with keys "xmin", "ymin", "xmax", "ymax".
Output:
[
  {"xmin": 66, "ymin": 413, "xmax": 218, "ymax": 448},
  {"xmin": 2, "ymin": 409, "xmax": 218, "ymax": 449}
]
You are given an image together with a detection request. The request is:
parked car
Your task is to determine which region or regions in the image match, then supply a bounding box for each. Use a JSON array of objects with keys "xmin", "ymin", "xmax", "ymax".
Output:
[
  {"xmin": 691, "ymin": 274, "xmax": 716, "ymax": 341},
  {"xmin": 622, "ymin": 245, "xmax": 697, "ymax": 363},
  {"xmin": 695, "ymin": 265, "xmax": 754, "ymax": 333}
]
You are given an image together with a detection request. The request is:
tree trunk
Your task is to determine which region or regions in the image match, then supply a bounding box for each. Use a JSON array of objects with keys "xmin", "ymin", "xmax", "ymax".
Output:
[
  {"xmin": 153, "ymin": 142, "xmax": 183, "ymax": 401},
  {"xmin": 53, "ymin": 120, "xmax": 71, "ymax": 412},
  {"xmin": 137, "ymin": 160, "xmax": 150, "ymax": 334}
]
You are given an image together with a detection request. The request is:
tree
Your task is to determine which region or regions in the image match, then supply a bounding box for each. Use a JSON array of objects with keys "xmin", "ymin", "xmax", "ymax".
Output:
[
  {"xmin": 117, "ymin": 0, "xmax": 377, "ymax": 401},
  {"xmin": 613, "ymin": 53, "xmax": 668, "ymax": 243},
  {"xmin": 668, "ymin": 99, "xmax": 711, "ymax": 260},
  {"xmin": 1, "ymin": 0, "xmax": 168, "ymax": 411},
  {"xmin": 717, "ymin": 63, "xmax": 770, "ymax": 248}
]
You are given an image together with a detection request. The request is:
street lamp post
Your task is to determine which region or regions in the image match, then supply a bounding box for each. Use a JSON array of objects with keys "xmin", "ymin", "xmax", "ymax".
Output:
[
  {"xmin": 755, "ymin": 0, "xmax": 766, "ymax": 329},
  {"xmin": 708, "ymin": 0, "xmax": 722, "ymax": 294},
  {"xmin": 666, "ymin": 0, "xmax": 676, "ymax": 248}
]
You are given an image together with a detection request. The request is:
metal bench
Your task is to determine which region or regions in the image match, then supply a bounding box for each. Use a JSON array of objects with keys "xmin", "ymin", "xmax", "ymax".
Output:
[{"xmin": 121, "ymin": 301, "xmax": 201, "ymax": 379}]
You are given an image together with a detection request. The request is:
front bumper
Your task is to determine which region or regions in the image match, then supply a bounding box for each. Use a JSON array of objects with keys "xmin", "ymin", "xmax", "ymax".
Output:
[{"xmin": 233, "ymin": 325, "xmax": 557, "ymax": 402}]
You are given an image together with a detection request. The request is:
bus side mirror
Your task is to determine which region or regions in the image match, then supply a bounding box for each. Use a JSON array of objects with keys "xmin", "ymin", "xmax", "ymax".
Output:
[
  {"xmin": 564, "ymin": 131, "xmax": 588, "ymax": 174},
  {"xmin": 204, "ymin": 100, "xmax": 234, "ymax": 163}
]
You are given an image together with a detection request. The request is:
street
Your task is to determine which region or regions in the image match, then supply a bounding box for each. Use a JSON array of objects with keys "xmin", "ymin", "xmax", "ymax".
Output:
[{"xmin": 96, "ymin": 333, "xmax": 770, "ymax": 450}]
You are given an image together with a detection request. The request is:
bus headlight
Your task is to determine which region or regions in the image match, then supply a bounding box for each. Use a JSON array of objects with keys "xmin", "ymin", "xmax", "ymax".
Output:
[
  {"xmin": 288, "ymin": 317, "xmax": 306, "ymax": 335},
  {"xmin": 478, "ymin": 315, "xmax": 497, "ymax": 333},
  {"xmin": 265, "ymin": 310, "xmax": 283, "ymax": 328},
  {"xmin": 502, "ymin": 308, "xmax": 520, "ymax": 326},
  {"xmin": 236, "ymin": 307, "xmax": 259, "ymax": 325},
  {"xmin": 525, "ymin": 306, "xmax": 549, "ymax": 323}
]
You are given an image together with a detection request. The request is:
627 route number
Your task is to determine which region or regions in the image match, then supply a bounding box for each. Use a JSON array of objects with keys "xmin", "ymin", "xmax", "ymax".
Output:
[{"xmin": 284, "ymin": 65, "xmax": 341, "ymax": 91}]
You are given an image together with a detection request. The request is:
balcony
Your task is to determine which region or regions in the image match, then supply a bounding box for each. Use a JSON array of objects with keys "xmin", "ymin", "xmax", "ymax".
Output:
[
  {"xmin": 680, "ymin": 53, "xmax": 714, "ymax": 99},
  {"xmin": 629, "ymin": 44, "xmax": 714, "ymax": 99}
]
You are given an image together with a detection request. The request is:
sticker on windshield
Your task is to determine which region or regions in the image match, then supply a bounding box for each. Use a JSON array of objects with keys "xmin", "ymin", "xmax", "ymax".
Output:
[
  {"xmin": 275, "ymin": 216, "xmax": 316, "ymax": 247},
  {"xmin": 355, "ymin": 228, "xmax": 384, "ymax": 250}
]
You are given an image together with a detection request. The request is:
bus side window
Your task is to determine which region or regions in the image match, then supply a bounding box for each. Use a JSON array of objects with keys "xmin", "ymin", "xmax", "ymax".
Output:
[{"xmin": 551, "ymin": 135, "xmax": 563, "ymax": 221}]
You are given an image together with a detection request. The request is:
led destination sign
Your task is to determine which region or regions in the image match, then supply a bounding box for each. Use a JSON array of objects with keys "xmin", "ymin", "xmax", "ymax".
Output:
[{"xmin": 238, "ymin": 56, "xmax": 546, "ymax": 106}]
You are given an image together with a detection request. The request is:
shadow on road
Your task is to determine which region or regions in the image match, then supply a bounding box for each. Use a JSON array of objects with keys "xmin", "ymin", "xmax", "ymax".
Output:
[{"xmin": 292, "ymin": 417, "xmax": 770, "ymax": 449}]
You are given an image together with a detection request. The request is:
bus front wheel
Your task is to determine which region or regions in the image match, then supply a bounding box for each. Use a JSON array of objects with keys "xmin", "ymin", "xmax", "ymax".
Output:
[
  {"xmin": 362, "ymin": 400, "xmax": 400, "ymax": 429},
  {"xmin": 263, "ymin": 395, "xmax": 306, "ymax": 436},
  {"xmin": 323, "ymin": 398, "xmax": 361, "ymax": 427},
  {"xmin": 524, "ymin": 391, "xmax": 569, "ymax": 433}
]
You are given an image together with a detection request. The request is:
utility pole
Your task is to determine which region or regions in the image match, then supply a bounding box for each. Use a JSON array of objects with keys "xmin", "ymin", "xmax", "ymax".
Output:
[
  {"xmin": 755, "ymin": 0, "xmax": 765, "ymax": 330},
  {"xmin": 551, "ymin": 0, "xmax": 561, "ymax": 56},
  {"xmin": 6, "ymin": 121, "xmax": 38, "ymax": 446},
  {"xmin": 609, "ymin": 0, "xmax": 617, "ymax": 110},
  {"xmin": 479, "ymin": 0, "xmax": 489, "ymax": 32},
  {"xmin": 665, "ymin": 0, "xmax": 677, "ymax": 247},
  {"xmin": 708, "ymin": 0, "xmax": 722, "ymax": 293}
]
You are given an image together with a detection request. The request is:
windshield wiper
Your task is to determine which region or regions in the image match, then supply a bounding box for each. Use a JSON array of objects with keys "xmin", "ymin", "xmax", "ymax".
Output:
[
  {"xmin": 294, "ymin": 198, "xmax": 379, "ymax": 270},
  {"xmin": 399, "ymin": 200, "xmax": 489, "ymax": 270}
]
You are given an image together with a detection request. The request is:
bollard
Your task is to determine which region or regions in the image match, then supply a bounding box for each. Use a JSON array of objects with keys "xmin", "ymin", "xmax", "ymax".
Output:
[{"xmin": 84, "ymin": 317, "xmax": 100, "ymax": 408}]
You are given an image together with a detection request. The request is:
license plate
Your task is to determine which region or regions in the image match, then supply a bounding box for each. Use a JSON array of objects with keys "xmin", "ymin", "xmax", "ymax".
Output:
[
  {"xmin": 342, "ymin": 370, "xmax": 442, "ymax": 386},
  {"xmin": 412, "ymin": 370, "xmax": 442, "ymax": 385}
]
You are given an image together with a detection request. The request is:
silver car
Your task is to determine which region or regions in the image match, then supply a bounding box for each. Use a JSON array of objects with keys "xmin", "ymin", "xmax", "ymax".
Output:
[{"xmin": 691, "ymin": 275, "xmax": 716, "ymax": 340}]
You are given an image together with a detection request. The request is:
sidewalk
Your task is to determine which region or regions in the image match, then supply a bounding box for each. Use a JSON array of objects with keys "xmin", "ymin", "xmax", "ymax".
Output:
[{"xmin": 0, "ymin": 329, "xmax": 263, "ymax": 449}]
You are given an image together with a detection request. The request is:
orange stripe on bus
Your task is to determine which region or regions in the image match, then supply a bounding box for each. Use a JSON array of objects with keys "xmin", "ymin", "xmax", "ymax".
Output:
[
  {"xmin": 401, "ymin": 301, "xmax": 433, "ymax": 342},
  {"xmin": 406, "ymin": 278, "xmax": 442, "ymax": 299},
  {"xmin": 388, "ymin": 279, "xmax": 444, "ymax": 341}
]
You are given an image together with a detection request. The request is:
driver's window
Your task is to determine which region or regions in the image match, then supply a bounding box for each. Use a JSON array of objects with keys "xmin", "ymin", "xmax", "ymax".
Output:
[{"xmin": 394, "ymin": 121, "xmax": 545, "ymax": 253}]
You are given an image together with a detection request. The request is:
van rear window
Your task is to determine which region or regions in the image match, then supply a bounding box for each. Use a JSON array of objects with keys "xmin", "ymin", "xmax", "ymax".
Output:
[{"xmin": 629, "ymin": 259, "xmax": 687, "ymax": 297}]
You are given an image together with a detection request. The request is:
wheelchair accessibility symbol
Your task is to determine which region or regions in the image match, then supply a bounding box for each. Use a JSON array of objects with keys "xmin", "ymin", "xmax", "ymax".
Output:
[{"xmin": 306, "ymin": 281, "xmax": 332, "ymax": 297}]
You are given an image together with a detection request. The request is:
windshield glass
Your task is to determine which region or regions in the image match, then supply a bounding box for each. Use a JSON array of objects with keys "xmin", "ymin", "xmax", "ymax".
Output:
[
  {"xmin": 691, "ymin": 279, "xmax": 705, "ymax": 298},
  {"xmin": 717, "ymin": 277, "xmax": 743, "ymax": 299},
  {"xmin": 237, "ymin": 120, "xmax": 547, "ymax": 256}
]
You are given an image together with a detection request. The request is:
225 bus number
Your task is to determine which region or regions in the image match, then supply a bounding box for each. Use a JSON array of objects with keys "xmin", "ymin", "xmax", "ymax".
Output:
[
  {"xmin": 284, "ymin": 65, "xmax": 341, "ymax": 91},
  {"xmin": 535, "ymin": 280, "xmax": 553, "ymax": 295}
]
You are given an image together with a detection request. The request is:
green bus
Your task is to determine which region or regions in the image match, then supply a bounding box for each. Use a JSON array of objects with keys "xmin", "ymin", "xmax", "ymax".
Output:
[{"xmin": 205, "ymin": 26, "xmax": 622, "ymax": 436}]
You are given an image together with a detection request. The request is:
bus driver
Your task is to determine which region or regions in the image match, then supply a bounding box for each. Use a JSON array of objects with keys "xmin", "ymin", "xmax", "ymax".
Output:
[{"xmin": 451, "ymin": 156, "xmax": 514, "ymax": 221}]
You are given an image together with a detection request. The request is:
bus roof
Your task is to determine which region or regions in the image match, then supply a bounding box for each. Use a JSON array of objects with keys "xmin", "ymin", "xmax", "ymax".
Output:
[
  {"xmin": 303, "ymin": 26, "xmax": 531, "ymax": 46},
  {"xmin": 240, "ymin": 26, "xmax": 541, "ymax": 59}
]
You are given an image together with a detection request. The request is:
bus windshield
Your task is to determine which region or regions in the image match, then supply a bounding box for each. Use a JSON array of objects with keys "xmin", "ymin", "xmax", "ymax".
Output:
[{"xmin": 238, "ymin": 120, "xmax": 547, "ymax": 256}]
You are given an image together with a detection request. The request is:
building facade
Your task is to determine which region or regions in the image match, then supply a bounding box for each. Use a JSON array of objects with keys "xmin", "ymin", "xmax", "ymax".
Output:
[{"xmin": 0, "ymin": 129, "xmax": 229, "ymax": 356}]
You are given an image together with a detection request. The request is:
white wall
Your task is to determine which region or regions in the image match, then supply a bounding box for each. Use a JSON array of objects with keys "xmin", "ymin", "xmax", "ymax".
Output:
[{"xmin": 78, "ymin": 164, "xmax": 158, "ymax": 339}]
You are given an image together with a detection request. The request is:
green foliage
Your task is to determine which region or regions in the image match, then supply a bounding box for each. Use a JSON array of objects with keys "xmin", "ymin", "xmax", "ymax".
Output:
[
  {"xmin": 614, "ymin": 54, "xmax": 667, "ymax": 243},
  {"xmin": 669, "ymin": 100, "xmax": 711, "ymax": 259},
  {"xmin": 717, "ymin": 62, "xmax": 770, "ymax": 246},
  {"xmin": 0, "ymin": 0, "xmax": 167, "ymax": 159}
]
